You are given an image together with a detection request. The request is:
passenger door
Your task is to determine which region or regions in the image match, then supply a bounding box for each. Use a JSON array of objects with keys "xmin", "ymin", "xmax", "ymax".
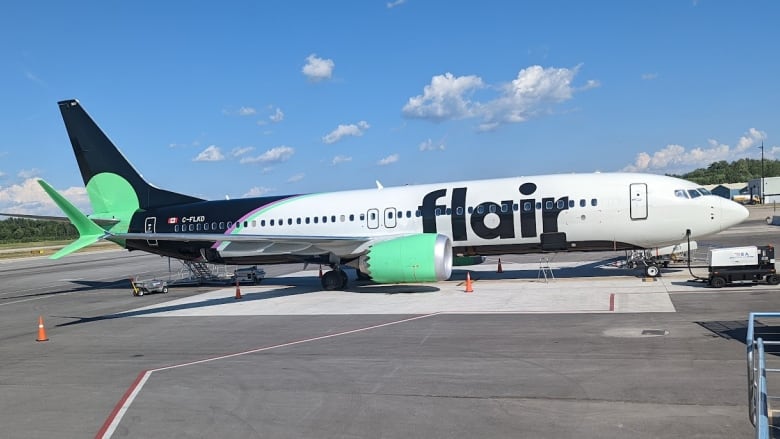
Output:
[
  {"xmin": 630, "ymin": 183, "xmax": 648, "ymax": 220},
  {"xmin": 144, "ymin": 217, "xmax": 158, "ymax": 246}
]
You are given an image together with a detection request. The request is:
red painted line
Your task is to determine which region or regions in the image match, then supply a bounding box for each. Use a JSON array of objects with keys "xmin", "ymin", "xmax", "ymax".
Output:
[
  {"xmin": 609, "ymin": 293, "xmax": 615, "ymax": 312},
  {"xmin": 95, "ymin": 370, "xmax": 150, "ymax": 439},
  {"xmin": 95, "ymin": 312, "xmax": 441, "ymax": 438}
]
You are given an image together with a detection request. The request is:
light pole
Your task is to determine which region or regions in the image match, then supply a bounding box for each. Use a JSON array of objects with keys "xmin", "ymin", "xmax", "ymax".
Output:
[{"xmin": 760, "ymin": 141, "xmax": 765, "ymax": 204}]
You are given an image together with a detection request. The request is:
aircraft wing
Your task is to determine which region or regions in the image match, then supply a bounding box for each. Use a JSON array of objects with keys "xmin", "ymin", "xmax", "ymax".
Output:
[{"xmin": 112, "ymin": 232, "xmax": 380, "ymax": 257}]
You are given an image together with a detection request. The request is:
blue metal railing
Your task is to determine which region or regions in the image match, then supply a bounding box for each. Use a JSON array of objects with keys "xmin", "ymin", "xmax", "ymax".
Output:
[{"xmin": 746, "ymin": 312, "xmax": 780, "ymax": 439}]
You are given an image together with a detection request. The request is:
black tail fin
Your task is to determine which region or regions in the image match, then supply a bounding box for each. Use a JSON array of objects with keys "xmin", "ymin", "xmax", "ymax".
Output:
[{"xmin": 58, "ymin": 99, "xmax": 202, "ymax": 210}]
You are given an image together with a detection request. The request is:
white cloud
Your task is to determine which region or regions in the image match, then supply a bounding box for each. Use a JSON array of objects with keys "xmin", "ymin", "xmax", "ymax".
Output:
[
  {"xmin": 193, "ymin": 145, "xmax": 225, "ymax": 162},
  {"xmin": 239, "ymin": 106, "xmax": 256, "ymax": 116},
  {"xmin": 736, "ymin": 128, "xmax": 766, "ymax": 153},
  {"xmin": 231, "ymin": 146, "xmax": 254, "ymax": 157},
  {"xmin": 332, "ymin": 155, "xmax": 352, "ymax": 165},
  {"xmin": 378, "ymin": 154, "xmax": 399, "ymax": 166},
  {"xmin": 419, "ymin": 138, "xmax": 445, "ymax": 151},
  {"xmin": 403, "ymin": 65, "xmax": 597, "ymax": 130},
  {"xmin": 622, "ymin": 128, "xmax": 770, "ymax": 173},
  {"xmin": 270, "ymin": 107, "xmax": 284, "ymax": 123},
  {"xmin": 387, "ymin": 0, "xmax": 406, "ymax": 7},
  {"xmin": 287, "ymin": 173, "xmax": 305, "ymax": 183},
  {"xmin": 641, "ymin": 73, "xmax": 659, "ymax": 80},
  {"xmin": 322, "ymin": 121, "xmax": 370, "ymax": 144},
  {"xmin": 240, "ymin": 146, "xmax": 295, "ymax": 164},
  {"xmin": 17, "ymin": 168, "xmax": 42, "ymax": 179},
  {"xmin": 243, "ymin": 186, "xmax": 273, "ymax": 198},
  {"xmin": 0, "ymin": 178, "xmax": 90, "ymax": 215},
  {"xmin": 0, "ymin": 171, "xmax": 5, "ymax": 178},
  {"xmin": 302, "ymin": 54, "xmax": 335, "ymax": 82},
  {"xmin": 402, "ymin": 73, "xmax": 484, "ymax": 121}
]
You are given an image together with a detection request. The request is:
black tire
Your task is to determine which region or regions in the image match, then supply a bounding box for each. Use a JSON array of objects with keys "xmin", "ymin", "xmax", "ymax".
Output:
[
  {"xmin": 138, "ymin": 288, "xmax": 145, "ymax": 296},
  {"xmin": 338, "ymin": 269, "xmax": 348, "ymax": 288},
  {"xmin": 321, "ymin": 271, "xmax": 343, "ymax": 291},
  {"xmin": 162, "ymin": 286, "xmax": 169, "ymax": 294},
  {"xmin": 767, "ymin": 274, "xmax": 780, "ymax": 285},
  {"xmin": 644, "ymin": 265, "xmax": 660, "ymax": 278},
  {"xmin": 710, "ymin": 276, "xmax": 726, "ymax": 288}
]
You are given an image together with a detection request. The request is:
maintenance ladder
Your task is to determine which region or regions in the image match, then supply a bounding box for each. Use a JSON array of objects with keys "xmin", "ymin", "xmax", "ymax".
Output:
[{"xmin": 746, "ymin": 312, "xmax": 780, "ymax": 439}]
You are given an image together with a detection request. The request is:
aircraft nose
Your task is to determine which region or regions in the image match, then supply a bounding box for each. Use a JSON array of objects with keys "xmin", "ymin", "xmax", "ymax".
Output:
[{"xmin": 718, "ymin": 197, "xmax": 749, "ymax": 231}]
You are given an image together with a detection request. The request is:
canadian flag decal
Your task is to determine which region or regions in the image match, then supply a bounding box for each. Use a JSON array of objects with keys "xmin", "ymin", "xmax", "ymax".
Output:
[{"xmin": 167, "ymin": 217, "xmax": 178, "ymax": 224}]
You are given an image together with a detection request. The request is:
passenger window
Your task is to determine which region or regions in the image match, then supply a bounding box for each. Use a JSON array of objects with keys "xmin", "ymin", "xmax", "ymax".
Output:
[
  {"xmin": 545, "ymin": 201, "xmax": 553, "ymax": 210},
  {"xmin": 314, "ymin": 217, "xmax": 319, "ymax": 223},
  {"xmin": 468, "ymin": 207, "xmax": 474, "ymax": 214},
  {"xmin": 174, "ymin": 225, "xmax": 179, "ymax": 232},
  {"xmin": 270, "ymin": 219, "xmax": 275, "ymax": 226},
  {"xmin": 196, "ymin": 223, "xmax": 201, "ymax": 231},
  {"xmin": 349, "ymin": 214, "xmax": 355, "ymax": 221},
  {"xmin": 477, "ymin": 206, "xmax": 484, "ymax": 214},
  {"xmin": 288, "ymin": 218, "xmax": 293, "ymax": 225},
  {"xmin": 340, "ymin": 215, "xmax": 345, "ymax": 222},
  {"xmin": 251, "ymin": 220, "xmax": 256, "ymax": 227},
  {"xmin": 415, "ymin": 210, "xmax": 421, "ymax": 217},
  {"xmin": 305, "ymin": 217, "xmax": 310, "ymax": 224},
  {"xmin": 211, "ymin": 222, "xmax": 217, "ymax": 230},
  {"xmin": 523, "ymin": 202, "xmax": 532, "ymax": 212},
  {"xmin": 501, "ymin": 204, "xmax": 508, "ymax": 213},
  {"xmin": 406, "ymin": 211, "xmax": 411, "ymax": 218},
  {"xmin": 204, "ymin": 223, "xmax": 210, "ymax": 231},
  {"xmin": 489, "ymin": 205, "xmax": 496, "ymax": 214},
  {"xmin": 512, "ymin": 204, "xmax": 518, "ymax": 212},
  {"xmin": 591, "ymin": 199, "xmax": 598, "ymax": 206},
  {"xmin": 219, "ymin": 221, "xmax": 225, "ymax": 229},
  {"xmin": 557, "ymin": 200, "xmax": 565, "ymax": 209},
  {"xmin": 568, "ymin": 200, "xmax": 575, "ymax": 208},
  {"xmin": 243, "ymin": 221, "xmax": 248, "ymax": 228},
  {"xmin": 435, "ymin": 208, "xmax": 441, "ymax": 216},
  {"xmin": 360, "ymin": 214, "xmax": 366, "ymax": 221},
  {"xmin": 388, "ymin": 211, "xmax": 394, "ymax": 219},
  {"xmin": 227, "ymin": 221, "xmax": 232, "ymax": 229},
  {"xmin": 456, "ymin": 207, "xmax": 464, "ymax": 215},
  {"xmin": 535, "ymin": 202, "xmax": 542, "ymax": 210},
  {"xmin": 445, "ymin": 208, "xmax": 452, "ymax": 215},
  {"xmin": 579, "ymin": 199, "xmax": 586, "ymax": 207},
  {"xmin": 189, "ymin": 224, "xmax": 194, "ymax": 232},
  {"xmin": 296, "ymin": 218, "xmax": 301, "ymax": 224}
]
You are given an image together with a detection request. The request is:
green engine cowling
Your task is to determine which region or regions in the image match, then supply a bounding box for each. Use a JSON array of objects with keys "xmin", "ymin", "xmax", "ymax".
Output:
[{"xmin": 358, "ymin": 234, "xmax": 453, "ymax": 283}]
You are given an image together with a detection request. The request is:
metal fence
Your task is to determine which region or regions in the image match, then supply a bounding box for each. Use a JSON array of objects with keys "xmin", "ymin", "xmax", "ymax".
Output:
[{"xmin": 746, "ymin": 312, "xmax": 780, "ymax": 439}]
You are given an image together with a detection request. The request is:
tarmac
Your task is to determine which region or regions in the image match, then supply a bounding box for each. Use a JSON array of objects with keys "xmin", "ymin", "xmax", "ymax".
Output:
[{"xmin": 1, "ymin": 212, "xmax": 778, "ymax": 438}]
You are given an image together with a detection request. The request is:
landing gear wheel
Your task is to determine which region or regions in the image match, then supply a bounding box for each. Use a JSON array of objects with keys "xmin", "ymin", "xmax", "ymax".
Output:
[
  {"xmin": 710, "ymin": 276, "xmax": 726, "ymax": 288},
  {"xmin": 644, "ymin": 265, "xmax": 660, "ymax": 278},
  {"xmin": 338, "ymin": 269, "xmax": 348, "ymax": 287},
  {"xmin": 767, "ymin": 274, "xmax": 780, "ymax": 285},
  {"xmin": 321, "ymin": 270, "xmax": 347, "ymax": 291}
]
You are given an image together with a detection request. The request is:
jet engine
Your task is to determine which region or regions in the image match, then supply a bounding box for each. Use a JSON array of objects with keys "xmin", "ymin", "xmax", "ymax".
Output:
[{"xmin": 357, "ymin": 234, "xmax": 452, "ymax": 283}]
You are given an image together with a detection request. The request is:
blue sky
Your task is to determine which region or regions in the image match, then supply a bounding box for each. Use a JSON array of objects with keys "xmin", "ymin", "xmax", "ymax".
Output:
[{"xmin": 1, "ymin": 0, "xmax": 778, "ymax": 214}]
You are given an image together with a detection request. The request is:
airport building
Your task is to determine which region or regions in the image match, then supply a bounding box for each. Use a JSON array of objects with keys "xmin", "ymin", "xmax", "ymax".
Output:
[{"xmin": 748, "ymin": 176, "xmax": 780, "ymax": 204}]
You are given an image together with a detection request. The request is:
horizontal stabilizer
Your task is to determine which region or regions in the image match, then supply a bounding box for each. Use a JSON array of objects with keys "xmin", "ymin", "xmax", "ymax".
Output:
[
  {"xmin": 0, "ymin": 211, "xmax": 120, "ymax": 227},
  {"xmin": 37, "ymin": 179, "xmax": 110, "ymax": 259}
]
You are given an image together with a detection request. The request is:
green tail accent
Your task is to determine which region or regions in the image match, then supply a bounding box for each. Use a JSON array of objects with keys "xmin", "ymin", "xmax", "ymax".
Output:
[{"xmin": 38, "ymin": 179, "xmax": 108, "ymax": 259}]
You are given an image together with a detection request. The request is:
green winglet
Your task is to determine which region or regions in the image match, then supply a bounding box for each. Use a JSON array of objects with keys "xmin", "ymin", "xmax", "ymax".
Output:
[{"xmin": 38, "ymin": 179, "xmax": 108, "ymax": 259}]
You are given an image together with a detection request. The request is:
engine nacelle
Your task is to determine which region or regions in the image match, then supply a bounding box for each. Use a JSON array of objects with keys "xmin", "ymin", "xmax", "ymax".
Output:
[{"xmin": 358, "ymin": 234, "xmax": 452, "ymax": 283}]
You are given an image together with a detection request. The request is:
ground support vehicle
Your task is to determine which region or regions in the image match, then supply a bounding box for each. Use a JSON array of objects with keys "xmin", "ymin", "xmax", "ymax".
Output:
[{"xmin": 708, "ymin": 245, "xmax": 779, "ymax": 288}]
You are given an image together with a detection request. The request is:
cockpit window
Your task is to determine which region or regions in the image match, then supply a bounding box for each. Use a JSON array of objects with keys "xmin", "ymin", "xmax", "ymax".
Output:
[
  {"xmin": 674, "ymin": 189, "xmax": 688, "ymax": 199},
  {"xmin": 688, "ymin": 189, "xmax": 702, "ymax": 198},
  {"xmin": 697, "ymin": 187, "xmax": 711, "ymax": 195}
]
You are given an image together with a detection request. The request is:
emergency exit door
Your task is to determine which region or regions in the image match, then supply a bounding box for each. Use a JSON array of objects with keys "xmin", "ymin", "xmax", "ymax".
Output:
[{"xmin": 630, "ymin": 183, "xmax": 648, "ymax": 220}]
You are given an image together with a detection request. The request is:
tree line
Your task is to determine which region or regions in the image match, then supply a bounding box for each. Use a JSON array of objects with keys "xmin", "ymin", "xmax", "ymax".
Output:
[
  {"xmin": 0, "ymin": 218, "xmax": 78, "ymax": 244},
  {"xmin": 670, "ymin": 158, "xmax": 780, "ymax": 185}
]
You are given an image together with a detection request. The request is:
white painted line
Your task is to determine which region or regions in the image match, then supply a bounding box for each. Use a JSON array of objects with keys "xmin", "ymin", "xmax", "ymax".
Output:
[{"xmin": 96, "ymin": 312, "xmax": 441, "ymax": 438}]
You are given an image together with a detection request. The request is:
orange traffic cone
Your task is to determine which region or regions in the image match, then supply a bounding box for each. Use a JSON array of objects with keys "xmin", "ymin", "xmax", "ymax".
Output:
[
  {"xmin": 36, "ymin": 316, "xmax": 49, "ymax": 342},
  {"xmin": 234, "ymin": 278, "xmax": 242, "ymax": 300},
  {"xmin": 497, "ymin": 258, "xmax": 503, "ymax": 273},
  {"xmin": 465, "ymin": 272, "xmax": 474, "ymax": 293},
  {"xmin": 318, "ymin": 265, "xmax": 323, "ymax": 278}
]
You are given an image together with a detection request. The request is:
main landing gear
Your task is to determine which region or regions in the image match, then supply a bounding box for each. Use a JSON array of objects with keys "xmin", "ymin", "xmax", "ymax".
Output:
[{"xmin": 321, "ymin": 267, "xmax": 349, "ymax": 290}]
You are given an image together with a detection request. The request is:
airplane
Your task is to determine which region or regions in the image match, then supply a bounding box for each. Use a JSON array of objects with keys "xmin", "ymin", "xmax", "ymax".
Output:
[{"xmin": 6, "ymin": 99, "xmax": 750, "ymax": 290}]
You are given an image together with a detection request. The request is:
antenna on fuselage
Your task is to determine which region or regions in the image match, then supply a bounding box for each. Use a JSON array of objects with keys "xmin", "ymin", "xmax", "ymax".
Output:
[{"xmin": 375, "ymin": 180, "xmax": 384, "ymax": 190}]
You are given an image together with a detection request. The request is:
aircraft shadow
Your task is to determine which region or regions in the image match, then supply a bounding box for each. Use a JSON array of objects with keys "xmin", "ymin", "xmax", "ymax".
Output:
[
  {"xmin": 452, "ymin": 258, "xmax": 646, "ymax": 280},
  {"xmin": 55, "ymin": 278, "xmax": 440, "ymax": 327}
]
